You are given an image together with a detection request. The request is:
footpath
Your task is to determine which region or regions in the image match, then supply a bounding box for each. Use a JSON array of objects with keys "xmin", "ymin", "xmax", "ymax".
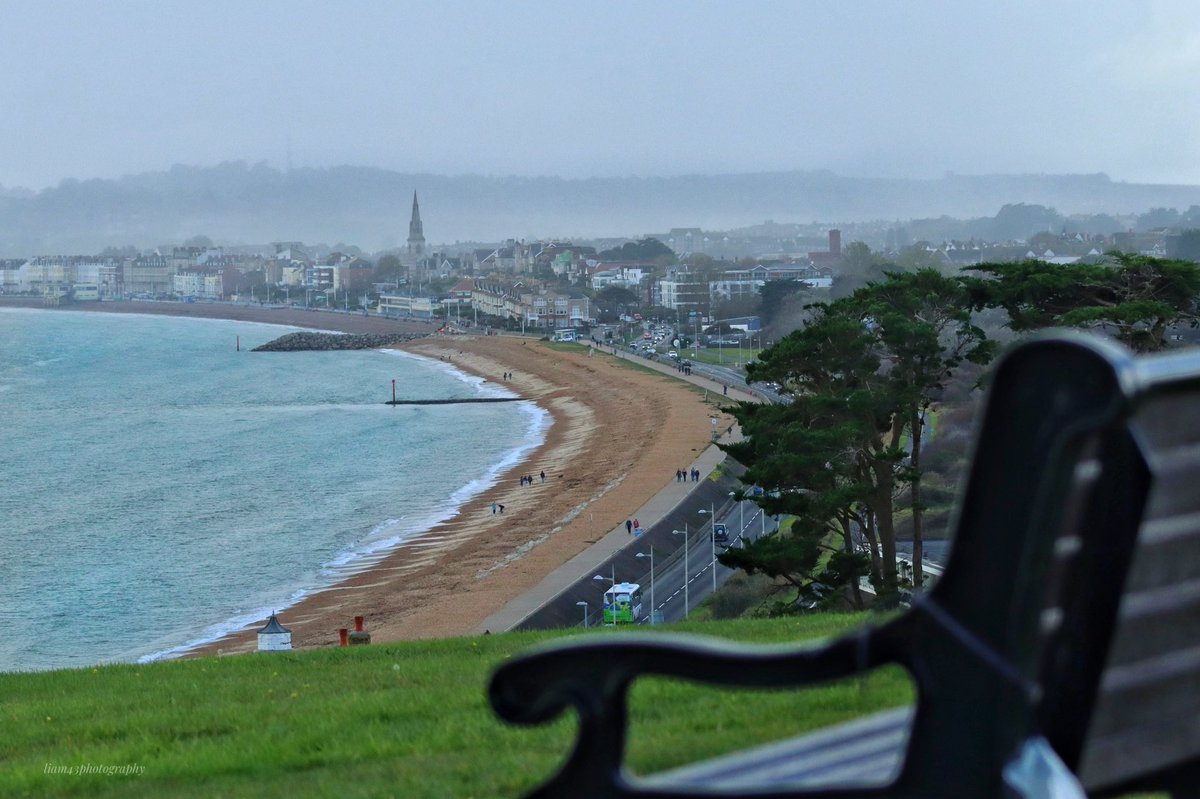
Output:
[{"xmin": 474, "ymin": 348, "xmax": 760, "ymax": 633}]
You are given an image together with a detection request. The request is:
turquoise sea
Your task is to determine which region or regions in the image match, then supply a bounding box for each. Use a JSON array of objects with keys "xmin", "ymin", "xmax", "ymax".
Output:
[{"xmin": 0, "ymin": 308, "xmax": 548, "ymax": 672}]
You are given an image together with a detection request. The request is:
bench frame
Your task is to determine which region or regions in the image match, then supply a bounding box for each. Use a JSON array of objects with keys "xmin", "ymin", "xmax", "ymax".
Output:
[{"xmin": 490, "ymin": 332, "xmax": 1196, "ymax": 798}]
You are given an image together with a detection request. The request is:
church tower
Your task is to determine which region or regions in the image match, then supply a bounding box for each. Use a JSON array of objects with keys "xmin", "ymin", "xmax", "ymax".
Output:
[{"xmin": 407, "ymin": 192, "xmax": 426, "ymax": 260}]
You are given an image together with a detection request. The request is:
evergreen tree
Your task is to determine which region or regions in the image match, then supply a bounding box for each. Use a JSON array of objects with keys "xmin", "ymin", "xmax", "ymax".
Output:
[
  {"xmin": 964, "ymin": 253, "xmax": 1200, "ymax": 351},
  {"xmin": 727, "ymin": 269, "xmax": 991, "ymax": 605}
]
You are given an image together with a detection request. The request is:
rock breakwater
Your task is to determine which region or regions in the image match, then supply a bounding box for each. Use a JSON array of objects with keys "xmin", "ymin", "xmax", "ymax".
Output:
[{"xmin": 252, "ymin": 331, "xmax": 426, "ymax": 352}]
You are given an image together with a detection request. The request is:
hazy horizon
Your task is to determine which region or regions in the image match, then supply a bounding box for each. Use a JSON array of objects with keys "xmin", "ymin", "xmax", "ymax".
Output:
[
  {"xmin": 3, "ymin": 1, "xmax": 1198, "ymax": 192},
  {"xmin": 9, "ymin": 161, "xmax": 1200, "ymax": 196}
]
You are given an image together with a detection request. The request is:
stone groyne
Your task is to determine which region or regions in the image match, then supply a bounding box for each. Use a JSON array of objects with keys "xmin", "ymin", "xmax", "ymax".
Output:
[{"xmin": 252, "ymin": 331, "xmax": 426, "ymax": 352}]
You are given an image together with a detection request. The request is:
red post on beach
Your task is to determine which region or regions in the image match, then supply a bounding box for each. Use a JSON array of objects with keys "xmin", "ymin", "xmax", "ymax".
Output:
[
  {"xmin": 391, "ymin": 379, "xmax": 396, "ymax": 404},
  {"xmin": 339, "ymin": 628, "xmax": 349, "ymax": 646},
  {"xmin": 348, "ymin": 616, "xmax": 371, "ymax": 645}
]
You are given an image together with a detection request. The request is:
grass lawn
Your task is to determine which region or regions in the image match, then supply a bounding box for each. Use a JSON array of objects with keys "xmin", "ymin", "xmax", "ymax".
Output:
[{"xmin": 1, "ymin": 616, "xmax": 911, "ymax": 798}]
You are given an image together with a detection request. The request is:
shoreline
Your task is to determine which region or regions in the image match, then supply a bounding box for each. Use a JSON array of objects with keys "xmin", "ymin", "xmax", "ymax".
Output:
[
  {"xmin": 10, "ymin": 301, "xmax": 735, "ymax": 657},
  {"xmin": 134, "ymin": 347, "xmax": 553, "ymax": 665},
  {"xmin": 187, "ymin": 332, "xmax": 732, "ymax": 656}
]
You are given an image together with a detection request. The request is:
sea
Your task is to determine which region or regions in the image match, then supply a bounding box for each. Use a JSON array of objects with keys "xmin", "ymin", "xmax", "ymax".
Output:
[{"xmin": 0, "ymin": 308, "xmax": 549, "ymax": 672}]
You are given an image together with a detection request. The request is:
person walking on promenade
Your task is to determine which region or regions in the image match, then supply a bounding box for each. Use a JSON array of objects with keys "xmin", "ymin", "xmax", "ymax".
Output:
[
  {"xmin": 632, "ymin": 519, "xmax": 641, "ymax": 537},
  {"xmin": 626, "ymin": 519, "xmax": 633, "ymax": 535}
]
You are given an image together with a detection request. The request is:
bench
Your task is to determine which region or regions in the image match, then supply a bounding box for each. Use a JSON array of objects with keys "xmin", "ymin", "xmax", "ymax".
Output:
[{"xmin": 490, "ymin": 331, "xmax": 1200, "ymax": 798}]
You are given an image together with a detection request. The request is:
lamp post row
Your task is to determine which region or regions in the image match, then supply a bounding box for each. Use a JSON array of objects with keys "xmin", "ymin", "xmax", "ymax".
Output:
[{"xmin": 579, "ymin": 499, "xmax": 750, "ymax": 629}]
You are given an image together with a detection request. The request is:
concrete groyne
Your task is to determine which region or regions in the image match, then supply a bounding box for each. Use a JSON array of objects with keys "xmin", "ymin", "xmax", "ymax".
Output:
[{"xmin": 385, "ymin": 397, "xmax": 521, "ymax": 405}]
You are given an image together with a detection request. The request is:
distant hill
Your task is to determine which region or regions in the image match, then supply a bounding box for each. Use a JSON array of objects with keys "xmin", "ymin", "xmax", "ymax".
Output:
[{"xmin": 2, "ymin": 162, "xmax": 1200, "ymax": 256}]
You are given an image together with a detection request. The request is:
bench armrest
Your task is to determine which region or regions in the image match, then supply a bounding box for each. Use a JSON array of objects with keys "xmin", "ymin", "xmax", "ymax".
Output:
[{"xmin": 490, "ymin": 624, "xmax": 904, "ymax": 797}]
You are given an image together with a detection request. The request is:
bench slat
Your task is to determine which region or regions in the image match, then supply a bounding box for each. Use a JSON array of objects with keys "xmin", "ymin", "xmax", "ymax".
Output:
[
  {"xmin": 1105, "ymin": 579, "xmax": 1200, "ymax": 666},
  {"xmin": 1120, "ymin": 511, "xmax": 1200, "ymax": 593},
  {"xmin": 1080, "ymin": 703, "xmax": 1200, "ymax": 790},
  {"xmin": 648, "ymin": 707, "xmax": 911, "ymax": 790}
]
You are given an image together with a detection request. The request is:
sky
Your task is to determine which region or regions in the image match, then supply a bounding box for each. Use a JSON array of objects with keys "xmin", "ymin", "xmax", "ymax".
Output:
[{"xmin": 2, "ymin": 1, "xmax": 1199, "ymax": 191}]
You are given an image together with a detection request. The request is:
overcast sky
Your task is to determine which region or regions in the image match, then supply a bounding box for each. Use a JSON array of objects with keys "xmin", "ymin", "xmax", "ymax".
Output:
[{"xmin": 2, "ymin": 1, "xmax": 1198, "ymax": 191}]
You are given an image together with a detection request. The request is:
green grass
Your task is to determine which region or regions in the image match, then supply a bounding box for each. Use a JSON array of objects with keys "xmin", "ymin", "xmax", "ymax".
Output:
[{"xmin": 0, "ymin": 616, "xmax": 910, "ymax": 798}]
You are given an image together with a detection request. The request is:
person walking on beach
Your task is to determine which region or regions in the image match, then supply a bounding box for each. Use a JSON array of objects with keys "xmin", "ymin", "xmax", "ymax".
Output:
[
  {"xmin": 498, "ymin": 504, "xmax": 505, "ymax": 513},
  {"xmin": 492, "ymin": 502, "xmax": 497, "ymax": 514},
  {"xmin": 626, "ymin": 519, "xmax": 633, "ymax": 535},
  {"xmin": 540, "ymin": 470, "xmax": 545, "ymax": 484}
]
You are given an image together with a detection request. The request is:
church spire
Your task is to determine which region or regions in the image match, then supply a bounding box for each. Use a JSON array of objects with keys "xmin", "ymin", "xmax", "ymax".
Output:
[{"xmin": 407, "ymin": 191, "xmax": 425, "ymax": 259}]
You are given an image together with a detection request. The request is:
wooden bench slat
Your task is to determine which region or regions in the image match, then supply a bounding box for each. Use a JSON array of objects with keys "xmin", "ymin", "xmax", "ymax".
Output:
[
  {"xmin": 1081, "ymin": 706, "xmax": 1200, "ymax": 790},
  {"xmin": 1121, "ymin": 512, "xmax": 1200, "ymax": 593},
  {"xmin": 1087, "ymin": 645, "xmax": 1200, "ymax": 743},
  {"xmin": 1105, "ymin": 579, "xmax": 1200, "ymax": 665},
  {"xmin": 648, "ymin": 707, "xmax": 911, "ymax": 790},
  {"xmin": 1130, "ymin": 392, "xmax": 1200, "ymax": 447}
]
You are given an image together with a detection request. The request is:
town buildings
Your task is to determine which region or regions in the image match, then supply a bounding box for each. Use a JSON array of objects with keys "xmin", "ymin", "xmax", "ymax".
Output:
[{"xmin": 5, "ymin": 189, "xmax": 1193, "ymax": 333}]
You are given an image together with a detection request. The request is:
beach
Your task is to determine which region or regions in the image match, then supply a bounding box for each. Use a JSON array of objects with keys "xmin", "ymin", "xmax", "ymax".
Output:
[{"xmin": 18, "ymin": 301, "xmax": 739, "ymax": 653}]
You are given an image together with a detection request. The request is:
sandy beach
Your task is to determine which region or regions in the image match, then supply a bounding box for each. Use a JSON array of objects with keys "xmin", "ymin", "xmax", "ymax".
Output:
[{"xmin": 12, "ymin": 300, "xmax": 737, "ymax": 653}]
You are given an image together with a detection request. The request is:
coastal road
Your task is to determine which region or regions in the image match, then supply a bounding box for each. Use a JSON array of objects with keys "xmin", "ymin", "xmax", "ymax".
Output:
[
  {"xmin": 508, "ymin": 464, "xmax": 771, "ymax": 632},
  {"xmin": 641, "ymin": 498, "xmax": 777, "ymax": 625}
]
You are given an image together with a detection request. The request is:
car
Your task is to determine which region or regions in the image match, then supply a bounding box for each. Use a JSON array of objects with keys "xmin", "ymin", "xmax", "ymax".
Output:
[{"xmin": 667, "ymin": 350, "xmax": 678, "ymax": 359}]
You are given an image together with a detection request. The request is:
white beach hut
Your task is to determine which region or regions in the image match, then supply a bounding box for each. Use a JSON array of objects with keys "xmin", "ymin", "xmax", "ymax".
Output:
[{"xmin": 257, "ymin": 613, "xmax": 293, "ymax": 651}]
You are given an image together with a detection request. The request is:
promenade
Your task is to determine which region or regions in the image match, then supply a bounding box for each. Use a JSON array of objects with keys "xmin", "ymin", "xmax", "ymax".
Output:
[{"xmin": 475, "ymin": 349, "xmax": 760, "ymax": 633}]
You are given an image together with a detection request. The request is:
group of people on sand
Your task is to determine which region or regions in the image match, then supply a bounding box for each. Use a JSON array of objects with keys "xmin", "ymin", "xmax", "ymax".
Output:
[
  {"xmin": 519, "ymin": 471, "xmax": 546, "ymax": 487},
  {"xmin": 497, "ymin": 470, "xmax": 547, "ymax": 513},
  {"xmin": 676, "ymin": 467, "xmax": 701, "ymax": 482}
]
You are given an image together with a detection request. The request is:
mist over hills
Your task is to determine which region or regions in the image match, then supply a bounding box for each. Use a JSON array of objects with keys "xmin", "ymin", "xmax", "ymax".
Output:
[{"xmin": 3, "ymin": 162, "xmax": 1200, "ymax": 257}]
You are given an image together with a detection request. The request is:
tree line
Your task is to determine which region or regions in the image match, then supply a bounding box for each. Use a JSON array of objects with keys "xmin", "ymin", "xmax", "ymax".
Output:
[{"xmin": 721, "ymin": 253, "xmax": 1200, "ymax": 610}]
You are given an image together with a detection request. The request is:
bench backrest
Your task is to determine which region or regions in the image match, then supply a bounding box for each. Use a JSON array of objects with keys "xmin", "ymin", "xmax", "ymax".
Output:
[
  {"xmin": 1070, "ymin": 369, "xmax": 1200, "ymax": 793},
  {"xmin": 938, "ymin": 336, "xmax": 1200, "ymax": 794},
  {"xmin": 939, "ymin": 337, "xmax": 1200, "ymax": 794}
]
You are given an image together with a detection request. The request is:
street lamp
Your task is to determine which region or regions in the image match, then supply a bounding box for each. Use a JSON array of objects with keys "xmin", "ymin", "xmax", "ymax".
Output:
[
  {"xmin": 672, "ymin": 526, "xmax": 689, "ymax": 619},
  {"xmin": 575, "ymin": 600, "xmax": 589, "ymax": 629},
  {"xmin": 730, "ymin": 491, "xmax": 744, "ymax": 545},
  {"xmin": 636, "ymin": 547, "xmax": 655, "ymax": 625},
  {"xmin": 698, "ymin": 504, "xmax": 717, "ymax": 593},
  {"xmin": 593, "ymin": 569, "xmax": 617, "ymax": 626}
]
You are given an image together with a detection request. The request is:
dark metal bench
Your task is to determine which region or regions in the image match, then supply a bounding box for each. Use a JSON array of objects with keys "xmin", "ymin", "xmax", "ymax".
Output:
[{"xmin": 490, "ymin": 332, "xmax": 1200, "ymax": 798}]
